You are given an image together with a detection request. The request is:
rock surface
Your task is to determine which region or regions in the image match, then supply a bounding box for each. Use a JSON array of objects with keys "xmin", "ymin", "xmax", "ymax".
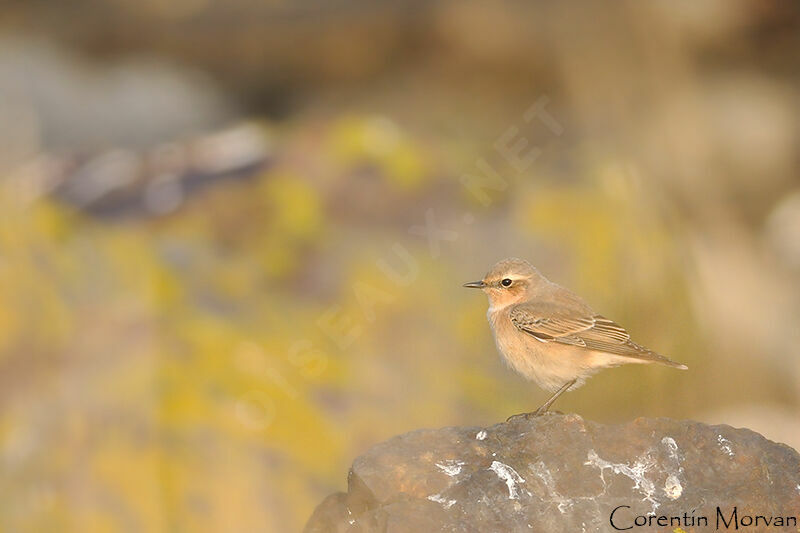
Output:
[{"xmin": 306, "ymin": 415, "xmax": 800, "ymax": 532}]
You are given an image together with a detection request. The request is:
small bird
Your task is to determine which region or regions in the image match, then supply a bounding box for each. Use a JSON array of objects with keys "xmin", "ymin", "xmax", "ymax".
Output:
[{"xmin": 463, "ymin": 258, "xmax": 687, "ymax": 419}]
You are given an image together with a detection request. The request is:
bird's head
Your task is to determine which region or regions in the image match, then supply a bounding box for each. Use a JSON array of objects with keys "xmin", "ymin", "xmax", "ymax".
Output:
[{"xmin": 463, "ymin": 257, "xmax": 546, "ymax": 310}]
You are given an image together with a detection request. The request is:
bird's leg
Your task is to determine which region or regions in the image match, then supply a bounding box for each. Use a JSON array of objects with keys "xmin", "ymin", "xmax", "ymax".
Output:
[
  {"xmin": 532, "ymin": 379, "xmax": 576, "ymax": 416},
  {"xmin": 506, "ymin": 379, "xmax": 577, "ymax": 421}
]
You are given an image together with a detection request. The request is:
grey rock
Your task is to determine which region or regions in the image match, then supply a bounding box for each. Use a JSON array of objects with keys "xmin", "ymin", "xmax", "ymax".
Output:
[{"xmin": 306, "ymin": 415, "xmax": 800, "ymax": 532}]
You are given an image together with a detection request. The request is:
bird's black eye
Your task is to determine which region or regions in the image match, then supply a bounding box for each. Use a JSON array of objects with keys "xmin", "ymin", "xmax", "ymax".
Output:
[{"xmin": 501, "ymin": 278, "xmax": 513, "ymax": 287}]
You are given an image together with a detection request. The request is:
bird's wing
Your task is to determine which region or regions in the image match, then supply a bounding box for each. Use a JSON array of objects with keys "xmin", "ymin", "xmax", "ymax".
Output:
[
  {"xmin": 509, "ymin": 304, "xmax": 686, "ymax": 368},
  {"xmin": 509, "ymin": 307, "xmax": 596, "ymax": 344}
]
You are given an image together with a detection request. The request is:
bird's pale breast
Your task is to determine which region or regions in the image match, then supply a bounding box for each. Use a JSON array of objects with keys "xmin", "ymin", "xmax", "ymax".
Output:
[{"xmin": 488, "ymin": 307, "xmax": 607, "ymax": 392}]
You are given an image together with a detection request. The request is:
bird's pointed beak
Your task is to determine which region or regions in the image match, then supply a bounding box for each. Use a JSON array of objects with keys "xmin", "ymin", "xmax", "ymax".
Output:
[{"xmin": 462, "ymin": 280, "xmax": 486, "ymax": 289}]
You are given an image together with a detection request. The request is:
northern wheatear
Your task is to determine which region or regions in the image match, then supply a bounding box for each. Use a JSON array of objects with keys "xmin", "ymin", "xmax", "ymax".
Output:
[{"xmin": 464, "ymin": 258, "xmax": 687, "ymax": 419}]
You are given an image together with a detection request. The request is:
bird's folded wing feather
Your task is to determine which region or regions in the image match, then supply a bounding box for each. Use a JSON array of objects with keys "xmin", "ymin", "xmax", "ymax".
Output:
[{"xmin": 509, "ymin": 303, "xmax": 683, "ymax": 367}]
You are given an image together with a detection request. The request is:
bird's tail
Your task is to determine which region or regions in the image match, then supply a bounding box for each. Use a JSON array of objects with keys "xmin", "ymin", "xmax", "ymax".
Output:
[{"xmin": 622, "ymin": 342, "xmax": 688, "ymax": 370}]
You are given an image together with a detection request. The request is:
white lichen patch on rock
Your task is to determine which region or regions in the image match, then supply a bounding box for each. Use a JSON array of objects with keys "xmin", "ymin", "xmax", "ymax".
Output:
[
  {"xmin": 489, "ymin": 460, "xmax": 528, "ymax": 500},
  {"xmin": 661, "ymin": 437, "xmax": 680, "ymax": 460},
  {"xmin": 585, "ymin": 436, "xmax": 685, "ymax": 512},
  {"xmin": 585, "ymin": 449, "xmax": 659, "ymax": 511},
  {"xmin": 664, "ymin": 474, "xmax": 683, "ymax": 499},
  {"xmin": 660, "ymin": 436, "xmax": 685, "ymax": 500},
  {"xmin": 427, "ymin": 493, "xmax": 457, "ymax": 509},
  {"xmin": 529, "ymin": 460, "xmax": 578, "ymax": 514},
  {"xmin": 717, "ymin": 435, "xmax": 735, "ymax": 456},
  {"xmin": 435, "ymin": 459, "xmax": 465, "ymax": 477}
]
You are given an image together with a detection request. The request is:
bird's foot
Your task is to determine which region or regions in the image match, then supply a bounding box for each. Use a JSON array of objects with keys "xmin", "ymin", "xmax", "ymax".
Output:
[
  {"xmin": 506, "ymin": 409, "xmax": 563, "ymax": 422},
  {"xmin": 506, "ymin": 412, "xmax": 536, "ymax": 422}
]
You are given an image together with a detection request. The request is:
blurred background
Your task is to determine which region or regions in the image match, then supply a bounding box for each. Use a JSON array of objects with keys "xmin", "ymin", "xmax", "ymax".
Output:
[{"xmin": 1, "ymin": 1, "xmax": 799, "ymax": 531}]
